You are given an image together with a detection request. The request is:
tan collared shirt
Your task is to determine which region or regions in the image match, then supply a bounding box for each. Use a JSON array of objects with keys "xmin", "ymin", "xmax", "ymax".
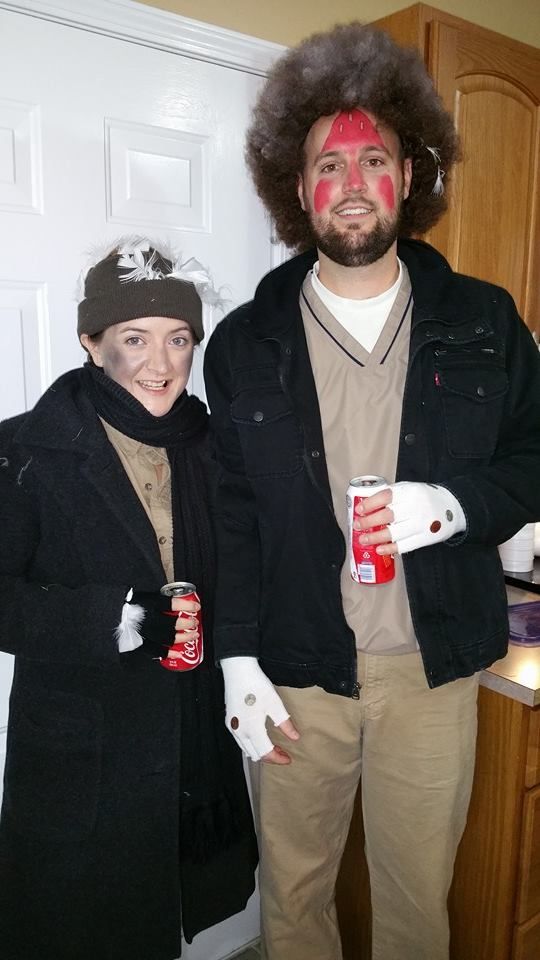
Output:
[
  {"xmin": 101, "ymin": 420, "xmax": 174, "ymax": 581},
  {"xmin": 300, "ymin": 266, "xmax": 418, "ymax": 654}
]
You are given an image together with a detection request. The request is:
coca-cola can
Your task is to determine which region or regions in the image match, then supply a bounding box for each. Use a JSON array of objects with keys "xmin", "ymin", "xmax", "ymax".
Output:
[
  {"xmin": 346, "ymin": 476, "xmax": 395, "ymax": 585},
  {"xmin": 158, "ymin": 581, "xmax": 204, "ymax": 671}
]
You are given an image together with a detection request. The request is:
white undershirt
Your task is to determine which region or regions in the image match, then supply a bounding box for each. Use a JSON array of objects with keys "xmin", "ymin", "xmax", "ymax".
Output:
[{"xmin": 310, "ymin": 259, "xmax": 403, "ymax": 353}]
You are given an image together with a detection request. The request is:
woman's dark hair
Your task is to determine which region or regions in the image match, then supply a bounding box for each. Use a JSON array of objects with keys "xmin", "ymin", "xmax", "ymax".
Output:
[{"xmin": 246, "ymin": 22, "xmax": 461, "ymax": 251}]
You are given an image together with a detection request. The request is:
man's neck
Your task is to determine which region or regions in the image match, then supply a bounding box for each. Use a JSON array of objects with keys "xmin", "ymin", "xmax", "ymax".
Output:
[{"xmin": 317, "ymin": 243, "xmax": 400, "ymax": 300}]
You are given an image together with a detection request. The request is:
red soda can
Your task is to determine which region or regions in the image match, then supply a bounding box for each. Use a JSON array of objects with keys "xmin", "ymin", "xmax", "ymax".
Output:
[
  {"xmin": 158, "ymin": 581, "xmax": 204, "ymax": 671},
  {"xmin": 346, "ymin": 476, "xmax": 395, "ymax": 585}
]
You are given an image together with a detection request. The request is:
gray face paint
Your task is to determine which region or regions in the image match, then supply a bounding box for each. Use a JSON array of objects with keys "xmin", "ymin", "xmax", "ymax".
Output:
[{"xmin": 94, "ymin": 317, "xmax": 195, "ymax": 417}]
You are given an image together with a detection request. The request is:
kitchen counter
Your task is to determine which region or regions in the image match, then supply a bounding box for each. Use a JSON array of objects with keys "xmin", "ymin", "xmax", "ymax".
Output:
[{"xmin": 480, "ymin": 586, "xmax": 540, "ymax": 707}]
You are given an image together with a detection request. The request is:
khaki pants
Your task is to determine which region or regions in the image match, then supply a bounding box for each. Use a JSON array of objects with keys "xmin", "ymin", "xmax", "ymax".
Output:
[{"xmin": 251, "ymin": 652, "xmax": 479, "ymax": 960}]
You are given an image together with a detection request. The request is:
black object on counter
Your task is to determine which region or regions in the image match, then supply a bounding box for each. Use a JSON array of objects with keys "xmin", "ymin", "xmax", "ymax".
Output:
[{"xmin": 504, "ymin": 557, "xmax": 540, "ymax": 596}]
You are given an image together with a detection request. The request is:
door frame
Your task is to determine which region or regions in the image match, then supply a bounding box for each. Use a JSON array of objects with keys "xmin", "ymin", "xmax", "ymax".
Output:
[{"xmin": 0, "ymin": 0, "xmax": 284, "ymax": 74}]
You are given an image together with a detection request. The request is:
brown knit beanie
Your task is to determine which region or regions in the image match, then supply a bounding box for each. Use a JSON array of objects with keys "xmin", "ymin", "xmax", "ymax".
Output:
[{"xmin": 77, "ymin": 240, "xmax": 206, "ymax": 342}]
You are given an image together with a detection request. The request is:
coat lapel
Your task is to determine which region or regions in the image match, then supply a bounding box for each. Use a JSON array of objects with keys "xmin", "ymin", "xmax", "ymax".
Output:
[
  {"xmin": 15, "ymin": 369, "xmax": 168, "ymax": 585},
  {"xmin": 80, "ymin": 442, "xmax": 165, "ymax": 583}
]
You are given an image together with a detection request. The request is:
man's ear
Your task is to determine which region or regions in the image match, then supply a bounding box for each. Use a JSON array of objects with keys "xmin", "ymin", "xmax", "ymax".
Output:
[
  {"xmin": 297, "ymin": 173, "xmax": 306, "ymax": 211},
  {"xmin": 80, "ymin": 333, "xmax": 104, "ymax": 367},
  {"xmin": 403, "ymin": 157, "xmax": 412, "ymax": 201}
]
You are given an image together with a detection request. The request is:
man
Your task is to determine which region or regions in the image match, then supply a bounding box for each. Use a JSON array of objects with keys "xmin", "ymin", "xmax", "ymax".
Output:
[{"xmin": 204, "ymin": 22, "xmax": 540, "ymax": 960}]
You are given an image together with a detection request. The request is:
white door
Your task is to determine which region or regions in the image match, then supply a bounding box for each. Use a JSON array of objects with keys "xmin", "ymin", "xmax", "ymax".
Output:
[{"xmin": 0, "ymin": 2, "xmax": 283, "ymax": 956}]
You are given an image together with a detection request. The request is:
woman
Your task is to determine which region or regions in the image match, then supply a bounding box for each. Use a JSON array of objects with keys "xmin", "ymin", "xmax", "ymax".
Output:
[{"xmin": 0, "ymin": 239, "xmax": 257, "ymax": 960}]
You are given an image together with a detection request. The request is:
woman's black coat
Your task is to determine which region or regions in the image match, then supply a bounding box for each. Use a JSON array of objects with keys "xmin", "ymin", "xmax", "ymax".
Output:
[{"xmin": 0, "ymin": 371, "xmax": 257, "ymax": 960}]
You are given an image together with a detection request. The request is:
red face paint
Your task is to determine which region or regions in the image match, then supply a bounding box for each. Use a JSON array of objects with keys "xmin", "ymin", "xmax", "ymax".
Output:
[
  {"xmin": 314, "ymin": 178, "xmax": 333, "ymax": 214},
  {"xmin": 378, "ymin": 174, "xmax": 395, "ymax": 211},
  {"xmin": 322, "ymin": 109, "xmax": 384, "ymax": 151},
  {"xmin": 312, "ymin": 109, "xmax": 396, "ymax": 214}
]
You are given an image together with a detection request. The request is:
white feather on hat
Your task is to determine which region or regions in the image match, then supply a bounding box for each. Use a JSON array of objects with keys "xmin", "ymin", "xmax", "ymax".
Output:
[{"xmin": 76, "ymin": 236, "xmax": 231, "ymax": 312}]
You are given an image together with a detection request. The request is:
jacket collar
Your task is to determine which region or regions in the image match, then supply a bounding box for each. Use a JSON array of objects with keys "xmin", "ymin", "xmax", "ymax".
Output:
[
  {"xmin": 13, "ymin": 369, "xmax": 166, "ymax": 580},
  {"xmin": 247, "ymin": 238, "xmax": 486, "ymax": 340},
  {"xmin": 15, "ymin": 368, "xmax": 104, "ymax": 453}
]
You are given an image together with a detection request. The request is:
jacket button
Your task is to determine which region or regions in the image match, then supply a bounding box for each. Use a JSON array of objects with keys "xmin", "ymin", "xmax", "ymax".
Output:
[
  {"xmin": 404, "ymin": 433, "xmax": 416, "ymax": 445},
  {"xmin": 285, "ymin": 346, "xmax": 292, "ymax": 355},
  {"xmin": 253, "ymin": 410, "xmax": 264, "ymax": 422},
  {"xmin": 475, "ymin": 326, "xmax": 484, "ymax": 334},
  {"xmin": 476, "ymin": 386, "xmax": 486, "ymax": 397},
  {"xmin": 425, "ymin": 330, "xmax": 433, "ymax": 338},
  {"xmin": 311, "ymin": 449, "xmax": 320, "ymax": 458}
]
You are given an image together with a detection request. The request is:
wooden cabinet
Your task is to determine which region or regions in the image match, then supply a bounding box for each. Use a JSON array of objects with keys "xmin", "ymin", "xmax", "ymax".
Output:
[
  {"xmin": 518, "ymin": 783, "xmax": 540, "ymax": 923},
  {"xmin": 336, "ymin": 686, "xmax": 540, "ymax": 960},
  {"xmin": 372, "ymin": 4, "xmax": 540, "ymax": 337},
  {"xmin": 447, "ymin": 688, "xmax": 539, "ymax": 960}
]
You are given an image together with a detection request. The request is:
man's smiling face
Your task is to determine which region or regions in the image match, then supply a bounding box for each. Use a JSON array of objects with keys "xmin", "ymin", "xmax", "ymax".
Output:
[{"xmin": 297, "ymin": 109, "xmax": 411, "ymax": 267}]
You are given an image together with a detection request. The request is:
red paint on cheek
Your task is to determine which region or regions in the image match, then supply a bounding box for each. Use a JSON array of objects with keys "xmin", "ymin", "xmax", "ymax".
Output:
[
  {"xmin": 378, "ymin": 174, "xmax": 395, "ymax": 210},
  {"xmin": 314, "ymin": 178, "xmax": 333, "ymax": 214},
  {"xmin": 322, "ymin": 109, "xmax": 385, "ymax": 151}
]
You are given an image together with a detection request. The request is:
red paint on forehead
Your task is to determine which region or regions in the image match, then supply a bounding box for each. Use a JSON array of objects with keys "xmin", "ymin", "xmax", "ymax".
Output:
[{"xmin": 322, "ymin": 109, "xmax": 385, "ymax": 151}]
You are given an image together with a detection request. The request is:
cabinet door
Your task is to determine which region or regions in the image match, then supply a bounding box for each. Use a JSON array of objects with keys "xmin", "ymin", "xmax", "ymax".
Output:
[
  {"xmin": 427, "ymin": 21, "xmax": 540, "ymax": 335},
  {"xmin": 513, "ymin": 911, "xmax": 540, "ymax": 960},
  {"xmin": 448, "ymin": 687, "xmax": 529, "ymax": 960},
  {"xmin": 517, "ymin": 784, "xmax": 540, "ymax": 923},
  {"xmin": 525, "ymin": 708, "xmax": 540, "ymax": 789}
]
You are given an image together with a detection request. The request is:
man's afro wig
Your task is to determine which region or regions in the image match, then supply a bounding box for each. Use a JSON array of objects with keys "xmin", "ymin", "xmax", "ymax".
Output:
[{"xmin": 246, "ymin": 22, "xmax": 461, "ymax": 251}]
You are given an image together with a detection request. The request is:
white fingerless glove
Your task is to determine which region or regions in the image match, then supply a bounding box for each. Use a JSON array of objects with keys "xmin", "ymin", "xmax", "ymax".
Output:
[
  {"xmin": 387, "ymin": 482, "xmax": 466, "ymax": 554},
  {"xmin": 221, "ymin": 656, "xmax": 290, "ymax": 761}
]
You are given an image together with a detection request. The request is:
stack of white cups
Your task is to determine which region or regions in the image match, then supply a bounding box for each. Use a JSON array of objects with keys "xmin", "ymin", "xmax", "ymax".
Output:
[{"xmin": 498, "ymin": 523, "xmax": 535, "ymax": 573}]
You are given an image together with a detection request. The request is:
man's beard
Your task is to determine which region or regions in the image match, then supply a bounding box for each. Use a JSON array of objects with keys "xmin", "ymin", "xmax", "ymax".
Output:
[{"xmin": 308, "ymin": 203, "xmax": 402, "ymax": 268}]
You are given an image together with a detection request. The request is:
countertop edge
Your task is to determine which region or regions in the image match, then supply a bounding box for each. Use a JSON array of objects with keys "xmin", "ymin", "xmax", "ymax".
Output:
[{"xmin": 480, "ymin": 666, "xmax": 539, "ymax": 707}]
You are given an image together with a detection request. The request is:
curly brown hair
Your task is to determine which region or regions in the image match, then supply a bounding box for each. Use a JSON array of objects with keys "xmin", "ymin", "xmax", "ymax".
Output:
[{"xmin": 246, "ymin": 22, "xmax": 461, "ymax": 250}]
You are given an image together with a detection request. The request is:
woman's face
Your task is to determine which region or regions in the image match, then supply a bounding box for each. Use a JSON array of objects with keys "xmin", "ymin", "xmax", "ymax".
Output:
[{"xmin": 81, "ymin": 316, "xmax": 195, "ymax": 417}]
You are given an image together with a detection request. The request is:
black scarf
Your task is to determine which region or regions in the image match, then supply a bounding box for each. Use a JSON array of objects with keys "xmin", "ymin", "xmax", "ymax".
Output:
[{"xmin": 82, "ymin": 364, "xmax": 248, "ymax": 864}]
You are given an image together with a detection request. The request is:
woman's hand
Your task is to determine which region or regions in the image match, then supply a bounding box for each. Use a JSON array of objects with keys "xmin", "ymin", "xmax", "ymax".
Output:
[{"xmin": 166, "ymin": 596, "xmax": 201, "ymax": 660}]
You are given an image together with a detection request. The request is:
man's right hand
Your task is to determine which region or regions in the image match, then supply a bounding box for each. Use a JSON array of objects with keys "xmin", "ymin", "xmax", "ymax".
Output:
[{"xmin": 221, "ymin": 656, "xmax": 300, "ymax": 763}]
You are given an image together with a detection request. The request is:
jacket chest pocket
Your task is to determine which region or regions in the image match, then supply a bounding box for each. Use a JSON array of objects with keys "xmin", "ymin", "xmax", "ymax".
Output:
[
  {"xmin": 231, "ymin": 386, "xmax": 303, "ymax": 479},
  {"xmin": 437, "ymin": 363, "xmax": 508, "ymax": 458}
]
